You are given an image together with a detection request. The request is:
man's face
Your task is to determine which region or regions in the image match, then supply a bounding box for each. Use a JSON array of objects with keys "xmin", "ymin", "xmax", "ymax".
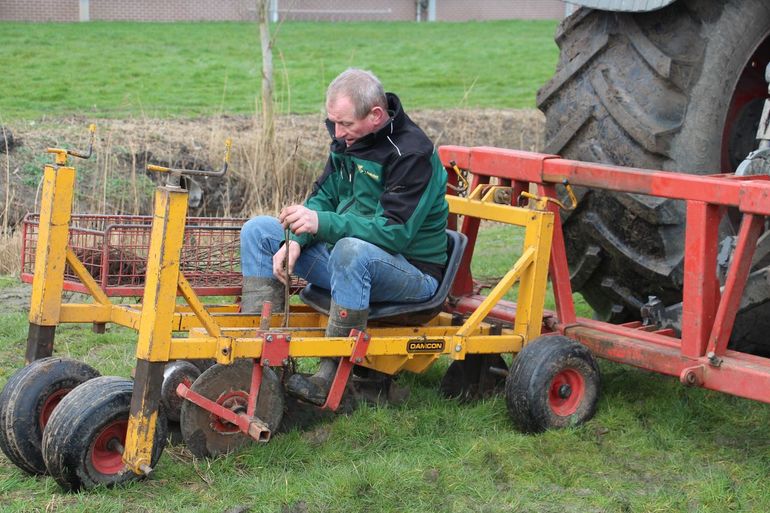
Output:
[{"xmin": 326, "ymin": 95, "xmax": 382, "ymax": 147}]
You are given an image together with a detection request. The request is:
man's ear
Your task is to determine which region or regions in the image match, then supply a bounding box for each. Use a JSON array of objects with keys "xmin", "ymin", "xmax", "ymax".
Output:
[{"xmin": 370, "ymin": 105, "xmax": 386, "ymax": 124}]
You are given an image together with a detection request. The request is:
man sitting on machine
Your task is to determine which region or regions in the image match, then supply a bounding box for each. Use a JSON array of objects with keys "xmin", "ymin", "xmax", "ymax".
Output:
[{"xmin": 240, "ymin": 67, "xmax": 449, "ymax": 405}]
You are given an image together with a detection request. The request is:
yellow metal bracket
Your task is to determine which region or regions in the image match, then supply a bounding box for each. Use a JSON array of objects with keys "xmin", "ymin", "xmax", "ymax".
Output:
[{"xmin": 520, "ymin": 179, "xmax": 578, "ymax": 211}]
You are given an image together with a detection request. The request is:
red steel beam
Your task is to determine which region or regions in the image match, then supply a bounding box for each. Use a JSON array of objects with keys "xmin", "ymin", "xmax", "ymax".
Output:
[
  {"xmin": 538, "ymin": 183, "xmax": 576, "ymax": 325},
  {"xmin": 438, "ymin": 145, "xmax": 770, "ymax": 405},
  {"xmin": 680, "ymin": 202, "xmax": 721, "ymax": 358},
  {"xmin": 567, "ymin": 325, "xmax": 770, "ymax": 404},
  {"xmin": 707, "ymin": 214, "xmax": 764, "ymax": 357}
]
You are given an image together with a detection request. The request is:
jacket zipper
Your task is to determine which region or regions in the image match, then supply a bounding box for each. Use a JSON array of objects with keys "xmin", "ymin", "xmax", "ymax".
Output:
[{"xmin": 338, "ymin": 159, "xmax": 356, "ymax": 214}]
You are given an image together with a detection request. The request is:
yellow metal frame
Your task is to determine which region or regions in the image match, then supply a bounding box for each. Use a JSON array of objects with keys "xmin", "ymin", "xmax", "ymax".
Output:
[{"xmin": 26, "ymin": 163, "xmax": 554, "ymax": 474}]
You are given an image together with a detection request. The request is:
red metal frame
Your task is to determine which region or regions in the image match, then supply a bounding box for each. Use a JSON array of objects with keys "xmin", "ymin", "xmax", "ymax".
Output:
[
  {"xmin": 439, "ymin": 145, "xmax": 770, "ymax": 405},
  {"xmin": 323, "ymin": 329, "xmax": 371, "ymax": 411}
]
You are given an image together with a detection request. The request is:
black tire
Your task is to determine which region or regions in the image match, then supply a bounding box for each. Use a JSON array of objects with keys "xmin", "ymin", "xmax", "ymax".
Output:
[
  {"xmin": 0, "ymin": 357, "xmax": 100, "ymax": 475},
  {"xmin": 161, "ymin": 360, "xmax": 202, "ymax": 423},
  {"xmin": 506, "ymin": 336, "xmax": 600, "ymax": 433},
  {"xmin": 42, "ymin": 376, "xmax": 167, "ymax": 491},
  {"xmin": 439, "ymin": 354, "xmax": 508, "ymax": 401},
  {"xmin": 537, "ymin": 2, "xmax": 770, "ymax": 327},
  {"xmin": 180, "ymin": 360, "xmax": 284, "ymax": 458}
]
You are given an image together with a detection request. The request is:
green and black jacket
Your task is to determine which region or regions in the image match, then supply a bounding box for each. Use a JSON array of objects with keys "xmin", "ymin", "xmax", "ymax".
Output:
[{"xmin": 292, "ymin": 93, "xmax": 449, "ymax": 280}]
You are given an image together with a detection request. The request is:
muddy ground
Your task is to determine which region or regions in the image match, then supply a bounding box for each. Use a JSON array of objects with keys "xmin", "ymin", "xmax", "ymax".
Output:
[{"xmin": 0, "ymin": 109, "xmax": 545, "ymax": 226}]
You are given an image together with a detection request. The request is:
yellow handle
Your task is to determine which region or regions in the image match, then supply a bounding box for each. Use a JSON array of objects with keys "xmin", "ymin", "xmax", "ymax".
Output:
[{"xmin": 520, "ymin": 180, "xmax": 578, "ymax": 211}]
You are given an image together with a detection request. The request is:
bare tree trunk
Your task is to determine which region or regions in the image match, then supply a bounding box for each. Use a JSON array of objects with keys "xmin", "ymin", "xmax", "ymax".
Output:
[{"xmin": 257, "ymin": 0, "xmax": 274, "ymax": 141}]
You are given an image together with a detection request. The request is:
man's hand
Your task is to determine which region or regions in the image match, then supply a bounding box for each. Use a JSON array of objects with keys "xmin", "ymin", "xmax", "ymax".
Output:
[
  {"xmin": 273, "ymin": 240, "xmax": 301, "ymax": 285},
  {"xmin": 279, "ymin": 205, "xmax": 319, "ymax": 235}
]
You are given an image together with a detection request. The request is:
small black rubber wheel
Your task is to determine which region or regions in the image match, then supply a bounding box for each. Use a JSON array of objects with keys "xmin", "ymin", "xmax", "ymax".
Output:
[
  {"xmin": 0, "ymin": 357, "xmax": 100, "ymax": 475},
  {"xmin": 439, "ymin": 354, "xmax": 508, "ymax": 401},
  {"xmin": 180, "ymin": 360, "xmax": 284, "ymax": 458},
  {"xmin": 42, "ymin": 376, "xmax": 167, "ymax": 491},
  {"xmin": 161, "ymin": 360, "xmax": 202, "ymax": 423},
  {"xmin": 506, "ymin": 336, "xmax": 600, "ymax": 433}
]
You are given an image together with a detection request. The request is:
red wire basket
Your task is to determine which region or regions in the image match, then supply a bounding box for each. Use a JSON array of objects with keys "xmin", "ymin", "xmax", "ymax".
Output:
[{"xmin": 21, "ymin": 214, "xmax": 247, "ymax": 297}]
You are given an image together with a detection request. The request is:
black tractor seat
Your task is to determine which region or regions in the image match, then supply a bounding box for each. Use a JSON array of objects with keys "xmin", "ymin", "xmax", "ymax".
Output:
[{"xmin": 300, "ymin": 230, "xmax": 468, "ymax": 325}]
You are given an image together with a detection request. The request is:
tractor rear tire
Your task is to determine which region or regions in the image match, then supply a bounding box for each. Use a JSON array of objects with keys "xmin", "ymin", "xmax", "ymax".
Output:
[
  {"xmin": 506, "ymin": 336, "xmax": 600, "ymax": 433},
  {"xmin": 0, "ymin": 358, "xmax": 99, "ymax": 475},
  {"xmin": 537, "ymin": 1, "xmax": 770, "ymax": 343},
  {"xmin": 42, "ymin": 376, "xmax": 167, "ymax": 491}
]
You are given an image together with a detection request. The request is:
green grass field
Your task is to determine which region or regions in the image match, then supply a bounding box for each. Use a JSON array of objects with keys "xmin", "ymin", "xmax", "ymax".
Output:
[{"xmin": 0, "ymin": 20, "xmax": 558, "ymax": 120}]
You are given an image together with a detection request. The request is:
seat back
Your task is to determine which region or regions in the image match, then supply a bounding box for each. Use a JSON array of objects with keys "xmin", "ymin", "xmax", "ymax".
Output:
[{"xmin": 300, "ymin": 229, "xmax": 468, "ymax": 323}]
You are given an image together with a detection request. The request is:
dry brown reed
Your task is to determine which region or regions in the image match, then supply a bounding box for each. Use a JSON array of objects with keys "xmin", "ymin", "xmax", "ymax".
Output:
[
  {"xmin": 1, "ymin": 109, "xmax": 544, "ymax": 228},
  {"xmin": 0, "ymin": 231, "xmax": 22, "ymax": 275}
]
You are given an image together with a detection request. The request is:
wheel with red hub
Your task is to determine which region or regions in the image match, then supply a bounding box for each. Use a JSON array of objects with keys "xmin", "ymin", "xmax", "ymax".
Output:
[
  {"xmin": 180, "ymin": 360, "xmax": 285, "ymax": 458},
  {"xmin": 41, "ymin": 376, "xmax": 167, "ymax": 491},
  {"xmin": 505, "ymin": 336, "xmax": 600, "ymax": 433},
  {"xmin": 0, "ymin": 357, "xmax": 99, "ymax": 475}
]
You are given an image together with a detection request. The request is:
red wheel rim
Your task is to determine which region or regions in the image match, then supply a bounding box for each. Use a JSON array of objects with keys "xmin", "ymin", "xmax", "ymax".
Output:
[
  {"xmin": 548, "ymin": 369, "xmax": 585, "ymax": 416},
  {"xmin": 91, "ymin": 419, "xmax": 128, "ymax": 475},
  {"xmin": 39, "ymin": 389, "xmax": 70, "ymax": 431},
  {"xmin": 721, "ymin": 34, "xmax": 770, "ymax": 172},
  {"xmin": 210, "ymin": 390, "xmax": 248, "ymax": 433}
]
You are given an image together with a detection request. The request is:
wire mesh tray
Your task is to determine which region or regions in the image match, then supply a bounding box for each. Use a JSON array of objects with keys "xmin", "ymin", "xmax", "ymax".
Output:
[{"xmin": 21, "ymin": 214, "xmax": 247, "ymax": 297}]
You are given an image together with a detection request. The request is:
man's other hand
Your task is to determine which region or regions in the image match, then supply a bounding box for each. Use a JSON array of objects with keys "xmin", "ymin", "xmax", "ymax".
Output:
[
  {"xmin": 279, "ymin": 205, "xmax": 319, "ymax": 235},
  {"xmin": 273, "ymin": 240, "xmax": 301, "ymax": 285}
]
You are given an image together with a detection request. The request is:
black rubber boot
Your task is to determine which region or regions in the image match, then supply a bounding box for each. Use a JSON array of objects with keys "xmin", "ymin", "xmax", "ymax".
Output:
[
  {"xmin": 241, "ymin": 276, "xmax": 285, "ymax": 314},
  {"xmin": 286, "ymin": 302, "xmax": 368, "ymax": 405}
]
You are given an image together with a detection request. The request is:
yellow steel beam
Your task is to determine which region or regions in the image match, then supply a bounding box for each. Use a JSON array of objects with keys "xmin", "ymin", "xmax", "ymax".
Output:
[
  {"xmin": 176, "ymin": 273, "xmax": 222, "ymax": 338},
  {"xmin": 59, "ymin": 304, "xmax": 111, "ymax": 323},
  {"xmin": 514, "ymin": 211, "xmax": 554, "ymax": 343},
  {"xmin": 447, "ymin": 195, "xmax": 535, "ymax": 225},
  {"xmin": 64, "ymin": 246, "xmax": 111, "ymax": 306},
  {"xmin": 167, "ymin": 331, "xmax": 522, "ymax": 363},
  {"xmin": 126, "ymin": 185, "xmax": 189, "ymax": 476},
  {"xmin": 455, "ymin": 246, "xmax": 534, "ymax": 339},
  {"xmin": 134, "ymin": 188, "xmax": 189, "ymax": 361},
  {"xmin": 28, "ymin": 164, "xmax": 75, "ymax": 326}
]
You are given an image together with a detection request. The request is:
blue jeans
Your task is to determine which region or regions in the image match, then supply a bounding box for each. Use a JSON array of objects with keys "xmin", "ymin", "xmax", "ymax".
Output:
[{"xmin": 240, "ymin": 216, "xmax": 439, "ymax": 311}]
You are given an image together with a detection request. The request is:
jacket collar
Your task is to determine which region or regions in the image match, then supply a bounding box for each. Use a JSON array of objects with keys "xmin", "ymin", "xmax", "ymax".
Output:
[{"xmin": 326, "ymin": 92, "xmax": 405, "ymax": 153}]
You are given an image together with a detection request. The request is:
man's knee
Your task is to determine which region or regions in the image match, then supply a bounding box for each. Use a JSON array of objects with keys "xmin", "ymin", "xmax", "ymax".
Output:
[
  {"xmin": 241, "ymin": 216, "xmax": 280, "ymax": 243},
  {"xmin": 328, "ymin": 237, "xmax": 372, "ymax": 271}
]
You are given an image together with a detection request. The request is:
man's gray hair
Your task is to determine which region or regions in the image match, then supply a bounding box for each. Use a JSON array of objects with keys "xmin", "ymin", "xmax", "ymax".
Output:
[{"xmin": 326, "ymin": 68, "xmax": 388, "ymax": 119}]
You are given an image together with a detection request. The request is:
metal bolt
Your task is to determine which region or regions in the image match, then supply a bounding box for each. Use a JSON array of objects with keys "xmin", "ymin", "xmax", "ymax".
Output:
[
  {"xmin": 263, "ymin": 359, "xmax": 270, "ymax": 366},
  {"xmin": 221, "ymin": 348, "xmax": 229, "ymax": 355},
  {"xmin": 454, "ymin": 344, "xmax": 462, "ymax": 352},
  {"xmin": 558, "ymin": 384, "xmax": 572, "ymax": 399},
  {"xmin": 265, "ymin": 335, "xmax": 273, "ymax": 343},
  {"xmin": 107, "ymin": 439, "xmax": 125, "ymax": 455},
  {"xmin": 286, "ymin": 335, "xmax": 292, "ymax": 342},
  {"xmin": 355, "ymin": 357, "xmax": 362, "ymax": 363},
  {"xmin": 684, "ymin": 371, "xmax": 697, "ymax": 385}
]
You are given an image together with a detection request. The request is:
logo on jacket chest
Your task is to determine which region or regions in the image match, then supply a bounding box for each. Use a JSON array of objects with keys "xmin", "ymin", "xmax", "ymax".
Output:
[{"xmin": 355, "ymin": 163, "xmax": 380, "ymax": 182}]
